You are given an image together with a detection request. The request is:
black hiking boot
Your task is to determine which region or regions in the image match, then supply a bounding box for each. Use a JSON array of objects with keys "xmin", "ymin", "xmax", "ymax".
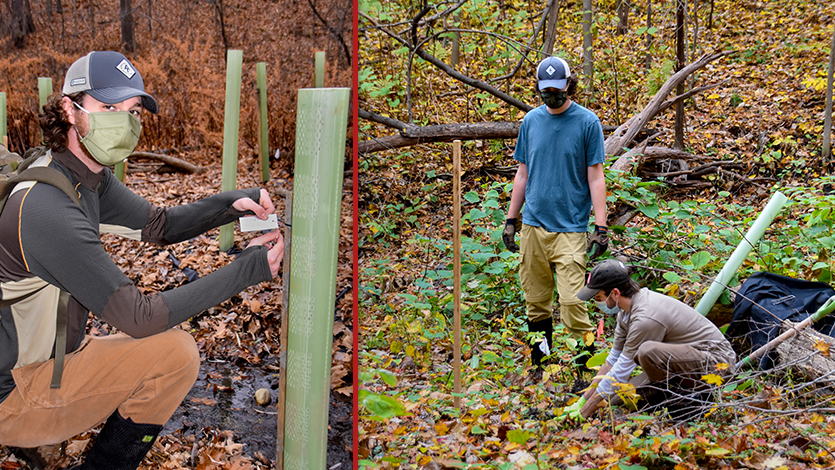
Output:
[
  {"xmin": 67, "ymin": 411, "xmax": 162, "ymax": 470},
  {"xmin": 527, "ymin": 318, "xmax": 553, "ymax": 381}
]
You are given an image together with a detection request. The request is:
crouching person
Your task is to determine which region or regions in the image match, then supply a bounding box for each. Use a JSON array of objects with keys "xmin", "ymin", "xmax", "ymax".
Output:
[
  {"xmin": 574, "ymin": 260, "xmax": 736, "ymax": 420},
  {"xmin": 0, "ymin": 51, "xmax": 284, "ymax": 469}
]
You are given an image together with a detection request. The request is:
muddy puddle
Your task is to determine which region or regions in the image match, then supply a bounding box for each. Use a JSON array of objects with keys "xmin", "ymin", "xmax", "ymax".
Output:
[{"xmin": 163, "ymin": 359, "xmax": 352, "ymax": 468}]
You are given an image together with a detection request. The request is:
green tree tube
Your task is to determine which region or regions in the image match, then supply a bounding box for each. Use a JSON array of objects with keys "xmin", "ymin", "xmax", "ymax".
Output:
[
  {"xmin": 257, "ymin": 62, "xmax": 270, "ymax": 183},
  {"xmin": 314, "ymin": 51, "xmax": 325, "ymax": 88},
  {"xmin": 219, "ymin": 50, "xmax": 243, "ymax": 252},
  {"xmin": 0, "ymin": 92, "xmax": 6, "ymax": 147},
  {"xmin": 694, "ymin": 191, "xmax": 788, "ymax": 316},
  {"xmin": 38, "ymin": 78, "xmax": 52, "ymax": 146},
  {"xmin": 282, "ymin": 87, "xmax": 349, "ymax": 468}
]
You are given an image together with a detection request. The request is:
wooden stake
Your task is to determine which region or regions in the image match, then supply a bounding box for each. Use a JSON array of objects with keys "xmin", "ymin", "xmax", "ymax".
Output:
[
  {"xmin": 276, "ymin": 191, "xmax": 292, "ymax": 470},
  {"xmin": 453, "ymin": 140, "xmax": 462, "ymax": 409}
]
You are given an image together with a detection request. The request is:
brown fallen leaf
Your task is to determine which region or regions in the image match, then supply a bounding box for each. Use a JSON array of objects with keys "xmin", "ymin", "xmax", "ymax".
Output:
[{"xmin": 190, "ymin": 397, "xmax": 219, "ymax": 406}]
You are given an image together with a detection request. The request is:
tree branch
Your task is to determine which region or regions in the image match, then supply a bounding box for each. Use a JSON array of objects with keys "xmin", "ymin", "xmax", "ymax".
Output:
[
  {"xmin": 358, "ymin": 121, "xmax": 521, "ymax": 154},
  {"xmin": 604, "ymin": 50, "xmax": 737, "ymax": 157},
  {"xmin": 359, "ymin": 108, "xmax": 408, "ymax": 130}
]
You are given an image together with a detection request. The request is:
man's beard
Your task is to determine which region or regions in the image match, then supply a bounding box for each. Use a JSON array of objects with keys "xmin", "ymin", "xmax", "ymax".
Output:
[{"xmin": 72, "ymin": 114, "xmax": 97, "ymax": 162}]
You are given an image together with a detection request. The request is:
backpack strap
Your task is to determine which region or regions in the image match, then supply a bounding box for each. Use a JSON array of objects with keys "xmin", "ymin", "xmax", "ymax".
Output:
[
  {"xmin": 0, "ymin": 166, "xmax": 81, "ymax": 215},
  {"xmin": 50, "ymin": 291, "xmax": 70, "ymax": 389},
  {"xmin": 0, "ymin": 153, "xmax": 77, "ymax": 389},
  {"xmin": 0, "ymin": 286, "xmax": 70, "ymax": 389}
]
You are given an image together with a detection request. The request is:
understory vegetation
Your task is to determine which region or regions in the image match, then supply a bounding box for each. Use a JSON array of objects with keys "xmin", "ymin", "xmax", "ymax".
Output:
[{"xmin": 358, "ymin": 0, "xmax": 835, "ymax": 467}]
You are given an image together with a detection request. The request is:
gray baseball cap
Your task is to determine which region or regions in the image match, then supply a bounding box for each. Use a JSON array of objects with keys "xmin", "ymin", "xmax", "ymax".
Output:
[
  {"xmin": 62, "ymin": 51, "xmax": 158, "ymax": 114},
  {"xmin": 576, "ymin": 259, "xmax": 630, "ymax": 301},
  {"xmin": 536, "ymin": 56, "xmax": 571, "ymax": 91}
]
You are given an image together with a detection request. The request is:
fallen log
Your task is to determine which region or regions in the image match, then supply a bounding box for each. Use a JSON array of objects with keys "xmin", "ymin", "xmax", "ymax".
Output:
[
  {"xmin": 775, "ymin": 324, "xmax": 835, "ymax": 384},
  {"xmin": 737, "ymin": 296, "xmax": 835, "ymax": 378},
  {"xmin": 128, "ymin": 151, "xmax": 207, "ymax": 174},
  {"xmin": 358, "ymin": 121, "xmax": 521, "ymax": 154}
]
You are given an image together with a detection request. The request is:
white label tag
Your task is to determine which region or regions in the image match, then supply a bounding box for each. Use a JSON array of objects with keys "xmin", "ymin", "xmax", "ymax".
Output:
[
  {"xmin": 239, "ymin": 214, "xmax": 279, "ymax": 232},
  {"xmin": 538, "ymin": 339, "xmax": 550, "ymax": 357}
]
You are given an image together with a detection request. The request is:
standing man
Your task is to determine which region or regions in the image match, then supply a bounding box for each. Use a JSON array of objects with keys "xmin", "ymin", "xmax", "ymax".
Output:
[
  {"xmin": 574, "ymin": 260, "xmax": 736, "ymax": 420},
  {"xmin": 0, "ymin": 51, "xmax": 283, "ymax": 470},
  {"xmin": 502, "ymin": 56, "xmax": 608, "ymax": 379}
]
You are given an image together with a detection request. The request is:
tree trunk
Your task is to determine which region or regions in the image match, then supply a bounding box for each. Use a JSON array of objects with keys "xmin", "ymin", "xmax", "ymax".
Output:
[
  {"xmin": 823, "ymin": 21, "xmax": 834, "ymax": 162},
  {"xmin": 616, "ymin": 0, "xmax": 628, "ymax": 35},
  {"xmin": 89, "ymin": 0, "xmax": 95, "ymax": 40},
  {"xmin": 215, "ymin": 0, "xmax": 230, "ymax": 52},
  {"xmin": 674, "ymin": 0, "xmax": 686, "ymax": 150},
  {"xmin": 541, "ymin": 0, "xmax": 562, "ymax": 56},
  {"xmin": 582, "ymin": 0, "xmax": 594, "ymax": 93},
  {"xmin": 120, "ymin": 0, "xmax": 136, "ymax": 53},
  {"xmin": 147, "ymin": 0, "xmax": 154, "ymax": 47},
  {"xmin": 645, "ymin": 0, "xmax": 652, "ymax": 70},
  {"xmin": 7, "ymin": 0, "xmax": 35, "ymax": 49}
]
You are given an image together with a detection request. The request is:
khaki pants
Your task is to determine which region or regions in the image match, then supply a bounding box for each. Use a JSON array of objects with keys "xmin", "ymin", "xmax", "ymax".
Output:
[
  {"xmin": 519, "ymin": 225, "xmax": 593, "ymax": 338},
  {"xmin": 0, "ymin": 329, "xmax": 199, "ymax": 448},
  {"xmin": 635, "ymin": 340, "xmax": 736, "ymax": 388}
]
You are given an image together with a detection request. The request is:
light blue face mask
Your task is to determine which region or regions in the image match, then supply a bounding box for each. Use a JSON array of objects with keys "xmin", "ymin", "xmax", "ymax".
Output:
[{"xmin": 595, "ymin": 292, "xmax": 620, "ymax": 315}]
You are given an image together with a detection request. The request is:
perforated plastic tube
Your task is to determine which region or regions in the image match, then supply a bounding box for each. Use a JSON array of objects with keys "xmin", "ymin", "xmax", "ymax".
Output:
[{"xmin": 282, "ymin": 87, "xmax": 350, "ymax": 468}]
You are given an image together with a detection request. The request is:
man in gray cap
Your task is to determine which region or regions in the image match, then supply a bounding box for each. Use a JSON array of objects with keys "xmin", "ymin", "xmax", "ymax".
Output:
[
  {"xmin": 570, "ymin": 259, "xmax": 736, "ymax": 421},
  {"xmin": 502, "ymin": 56, "xmax": 608, "ymax": 381},
  {"xmin": 0, "ymin": 51, "xmax": 283, "ymax": 469}
]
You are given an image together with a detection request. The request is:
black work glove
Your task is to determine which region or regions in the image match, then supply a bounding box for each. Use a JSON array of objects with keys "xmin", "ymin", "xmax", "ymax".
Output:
[
  {"xmin": 502, "ymin": 218, "xmax": 520, "ymax": 253},
  {"xmin": 587, "ymin": 225, "xmax": 609, "ymax": 260}
]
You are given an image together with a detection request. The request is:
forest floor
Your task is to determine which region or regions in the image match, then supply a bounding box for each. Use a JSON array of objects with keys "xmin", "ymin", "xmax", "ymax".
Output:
[
  {"xmin": 358, "ymin": 0, "xmax": 835, "ymax": 468},
  {"xmin": 0, "ymin": 151, "xmax": 354, "ymax": 469}
]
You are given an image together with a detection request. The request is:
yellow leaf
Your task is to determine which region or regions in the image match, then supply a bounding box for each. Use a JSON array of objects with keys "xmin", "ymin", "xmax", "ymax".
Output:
[
  {"xmin": 701, "ymin": 373, "xmax": 724, "ymax": 386},
  {"xmin": 814, "ymin": 339, "xmax": 830, "ymax": 357},
  {"xmin": 582, "ymin": 330, "xmax": 595, "ymax": 346},
  {"xmin": 715, "ymin": 362, "xmax": 730, "ymax": 371},
  {"xmin": 705, "ymin": 446, "xmax": 731, "ymax": 456},
  {"xmin": 435, "ymin": 422, "xmax": 449, "ymax": 436}
]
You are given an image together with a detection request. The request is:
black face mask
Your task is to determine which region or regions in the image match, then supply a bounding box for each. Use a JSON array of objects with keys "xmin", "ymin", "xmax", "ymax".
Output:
[{"xmin": 540, "ymin": 90, "xmax": 567, "ymax": 109}]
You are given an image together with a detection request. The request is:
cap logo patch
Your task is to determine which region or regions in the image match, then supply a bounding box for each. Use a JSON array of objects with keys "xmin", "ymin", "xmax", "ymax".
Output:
[
  {"xmin": 70, "ymin": 78, "xmax": 87, "ymax": 87},
  {"xmin": 116, "ymin": 59, "xmax": 136, "ymax": 79},
  {"xmin": 546, "ymin": 65, "xmax": 556, "ymax": 76}
]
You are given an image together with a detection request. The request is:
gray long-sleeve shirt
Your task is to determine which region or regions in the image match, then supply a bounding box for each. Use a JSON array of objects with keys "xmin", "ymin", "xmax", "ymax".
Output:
[{"xmin": 0, "ymin": 149, "xmax": 272, "ymax": 403}]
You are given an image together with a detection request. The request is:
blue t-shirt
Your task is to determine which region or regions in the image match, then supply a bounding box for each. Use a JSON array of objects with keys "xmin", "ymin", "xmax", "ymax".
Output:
[{"xmin": 513, "ymin": 102, "xmax": 605, "ymax": 232}]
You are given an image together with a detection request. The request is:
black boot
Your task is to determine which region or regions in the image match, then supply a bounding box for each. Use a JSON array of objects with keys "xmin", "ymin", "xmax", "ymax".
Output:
[
  {"xmin": 526, "ymin": 318, "xmax": 553, "ymax": 372},
  {"xmin": 70, "ymin": 411, "xmax": 162, "ymax": 470},
  {"xmin": 573, "ymin": 342, "xmax": 596, "ymax": 372}
]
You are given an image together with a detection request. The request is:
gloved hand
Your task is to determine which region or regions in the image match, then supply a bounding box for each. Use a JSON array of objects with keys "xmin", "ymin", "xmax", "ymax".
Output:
[
  {"xmin": 502, "ymin": 218, "xmax": 520, "ymax": 253},
  {"xmin": 557, "ymin": 396, "xmax": 587, "ymax": 422},
  {"xmin": 587, "ymin": 225, "xmax": 609, "ymax": 260}
]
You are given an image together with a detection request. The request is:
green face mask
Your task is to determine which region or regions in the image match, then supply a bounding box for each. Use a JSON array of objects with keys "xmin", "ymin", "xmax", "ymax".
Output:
[{"xmin": 74, "ymin": 102, "xmax": 141, "ymax": 166}]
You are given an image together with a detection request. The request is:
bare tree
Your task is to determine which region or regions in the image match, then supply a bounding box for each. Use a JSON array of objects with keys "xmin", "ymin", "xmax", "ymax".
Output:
[
  {"xmin": 674, "ymin": 0, "xmax": 686, "ymax": 150},
  {"xmin": 541, "ymin": 0, "xmax": 562, "ymax": 56},
  {"xmin": 120, "ymin": 0, "xmax": 136, "ymax": 53},
  {"xmin": 5, "ymin": 0, "xmax": 35, "ymax": 48},
  {"xmin": 616, "ymin": 0, "xmax": 629, "ymax": 35},
  {"xmin": 582, "ymin": 0, "xmax": 594, "ymax": 93},
  {"xmin": 824, "ymin": 21, "xmax": 834, "ymax": 162},
  {"xmin": 645, "ymin": 0, "xmax": 652, "ymax": 70}
]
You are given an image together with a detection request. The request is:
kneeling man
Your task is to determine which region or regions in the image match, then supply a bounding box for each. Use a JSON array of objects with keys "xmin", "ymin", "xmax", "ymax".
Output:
[{"xmin": 574, "ymin": 259, "xmax": 736, "ymax": 419}]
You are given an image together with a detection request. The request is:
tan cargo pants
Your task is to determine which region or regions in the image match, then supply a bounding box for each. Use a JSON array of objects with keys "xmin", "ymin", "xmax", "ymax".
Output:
[
  {"xmin": 0, "ymin": 328, "xmax": 200, "ymax": 447},
  {"xmin": 635, "ymin": 339, "xmax": 736, "ymax": 387},
  {"xmin": 519, "ymin": 225, "xmax": 593, "ymax": 338}
]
